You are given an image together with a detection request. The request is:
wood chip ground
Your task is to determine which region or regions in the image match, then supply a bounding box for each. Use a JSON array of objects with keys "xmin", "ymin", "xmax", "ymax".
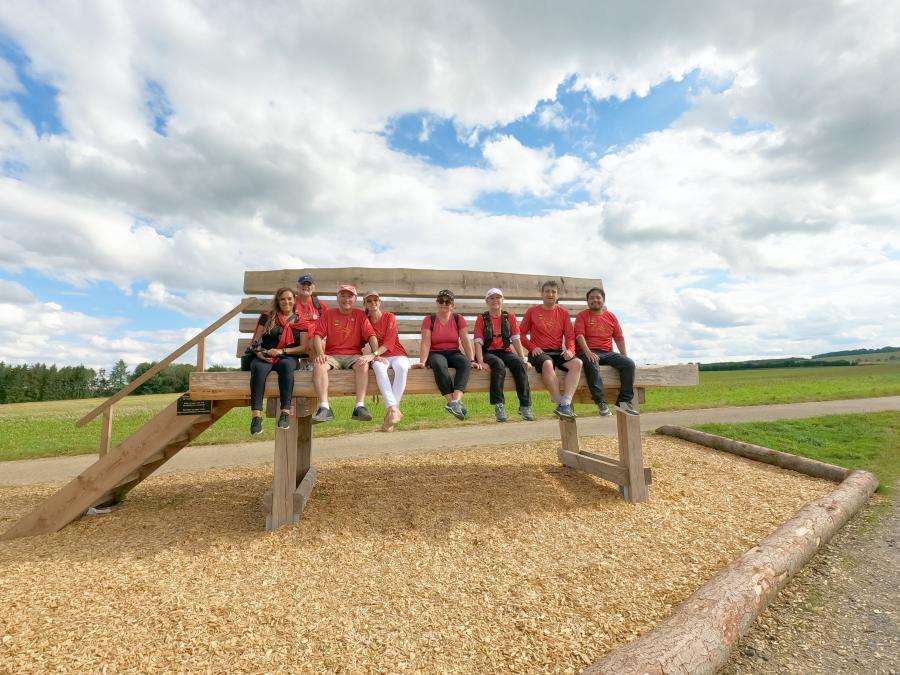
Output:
[{"xmin": 0, "ymin": 436, "xmax": 832, "ymax": 674}]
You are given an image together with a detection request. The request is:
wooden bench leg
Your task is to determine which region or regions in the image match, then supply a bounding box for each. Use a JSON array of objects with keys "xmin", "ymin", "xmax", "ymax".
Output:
[
  {"xmin": 265, "ymin": 397, "xmax": 318, "ymax": 530},
  {"xmin": 559, "ymin": 415, "xmax": 579, "ymax": 454},
  {"xmin": 616, "ymin": 408, "xmax": 648, "ymax": 503}
]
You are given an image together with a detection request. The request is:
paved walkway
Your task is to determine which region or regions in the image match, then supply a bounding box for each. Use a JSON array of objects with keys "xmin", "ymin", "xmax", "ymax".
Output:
[{"xmin": 3, "ymin": 396, "xmax": 899, "ymax": 486}]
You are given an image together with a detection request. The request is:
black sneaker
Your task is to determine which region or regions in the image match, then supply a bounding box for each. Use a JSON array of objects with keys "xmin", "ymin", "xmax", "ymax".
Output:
[
  {"xmin": 312, "ymin": 406, "xmax": 335, "ymax": 424},
  {"xmin": 598, "ymin": 402, "xmax": 612, "ymax": 417},
  {"xmin": 277, "ymin": 411, "xmax": 290, "ymax": 429},
  {"xmin": 614, "ymin": 401, "xmax": 640, "ymax": 416},
  {"xmin": 250, "ymin": 416, "xmax": 263, "ymax": 435},
  {"xmin": 352, "ymin": 405, "xmax": 373, "ymax": 421},
  {"xmin": 518, "ymin": 405, "xmax": 535, "ymax": 421}
]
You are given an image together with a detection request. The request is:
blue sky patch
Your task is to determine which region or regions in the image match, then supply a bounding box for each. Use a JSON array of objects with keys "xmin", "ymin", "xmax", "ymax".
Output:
[
  {"xmin": 1, "ymin": 159, "xmax": 27, "ymax": 179},
  {"xmin": 144, "ymin": 79, "xmax": 173, "ymax": 136},
  {"xmin": 0, "ymin": 35, "xmax": 65, "ymax": 136}
]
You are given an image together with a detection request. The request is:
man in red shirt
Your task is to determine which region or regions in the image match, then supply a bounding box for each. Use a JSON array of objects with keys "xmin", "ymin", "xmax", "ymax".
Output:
[
  {"xmin": 520, "ymin": 280, "xmax": 583, "ymax": 419},
  {"xmin": 295, "ymin": 274, "xmax": 327, "ymax": 322},
  {"xmin": 474, "ymin": 288, "xmax": 533, "ymax": 422},
  {"xmin": 575, "ymin": 287, "xmax": 638, "ymax": 416},
  {"xmin": 310, "ymin": 284, "xmax": 379, "ymax": 424}
]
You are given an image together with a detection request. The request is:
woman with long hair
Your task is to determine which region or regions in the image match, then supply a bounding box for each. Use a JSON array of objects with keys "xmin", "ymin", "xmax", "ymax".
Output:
[
  {"xmin": 363, "ymin": 290, "xmax": 412, "ymax": 432},
  {"xmin": 248, "ymin": 287, "xmax": 308, "ymax": 434}
]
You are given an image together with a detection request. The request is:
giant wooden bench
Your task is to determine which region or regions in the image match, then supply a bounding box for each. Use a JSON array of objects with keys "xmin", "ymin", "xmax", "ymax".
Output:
[{"xmin": 1, "ymin": 267, "xmax": 698, "ymax": 541}]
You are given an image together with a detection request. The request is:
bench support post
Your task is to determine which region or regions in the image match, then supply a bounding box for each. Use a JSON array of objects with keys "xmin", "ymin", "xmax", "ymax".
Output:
[
  {"xmin": 616, "ymin": 395, "xmax": 648, "ymax": 503},
  {"xmin": 264, "ymin": 397, "xmax": 317, "ymax": 530}
]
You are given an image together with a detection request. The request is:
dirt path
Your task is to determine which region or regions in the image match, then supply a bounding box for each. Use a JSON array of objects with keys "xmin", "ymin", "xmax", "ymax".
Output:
[
  {"xmin": 3, "ymin": 395, "xmax": 899, "ymax": 486},
  {"xmin": 721, "ymin": 485, "xmax": 899, "ymax": 674}
]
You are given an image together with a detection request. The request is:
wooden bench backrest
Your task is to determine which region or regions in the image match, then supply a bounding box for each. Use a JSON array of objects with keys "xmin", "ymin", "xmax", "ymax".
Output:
[{"xmin": 237, "ymin": 267, "xmax": 603, "ymax": 357}]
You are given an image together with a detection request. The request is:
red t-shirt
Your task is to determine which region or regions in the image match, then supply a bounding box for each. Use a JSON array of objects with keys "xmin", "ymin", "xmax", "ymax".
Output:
[
  {"xmin": 474, "ymin": 312, "xmax": 521, "ymax": 352},
  {"xmin": 312, "ymin": 308, "xmax": 375, "ymax": 355},
  {"xmin": 421, "ymin": 313, "xmax": 467, "ymax": 352},
  {"xmin": 369, "ymin": 312, "xmax": 407, "ymax": 357},
  {"xmin": 574, "ymin": 309, "xmax": 623, "ymax": 353},
  {"xmin": 520, "ymin": 305, "xmax": 575, "ymax": 352}
]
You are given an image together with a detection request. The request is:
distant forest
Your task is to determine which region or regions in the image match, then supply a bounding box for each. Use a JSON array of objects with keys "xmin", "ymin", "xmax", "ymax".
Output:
[
  {"xmin": 0, "ymin": 361, "xmax": 237, "ymax": 404},
  {"xmin": 698, "ymin": 358, "xmax": 854, "ymax": 371},
  {"xmin": 812, "ymin": 346, "xmax": 899, "ymax": 358}
]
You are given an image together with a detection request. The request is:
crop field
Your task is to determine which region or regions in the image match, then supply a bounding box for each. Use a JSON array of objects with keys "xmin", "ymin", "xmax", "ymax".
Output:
[{"xmin": 1, "ymin": 362, "xmax": 898, "ymax": 462}]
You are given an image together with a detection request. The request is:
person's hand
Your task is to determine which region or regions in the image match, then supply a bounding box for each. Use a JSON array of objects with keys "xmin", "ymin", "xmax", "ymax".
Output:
[
  {"xmin": 584, "ymin": 351, "xmax": 599, "ymax": 364},
  {"xmin": 561, "ymin": 349, "xmax": 575, "ymax": 361},
  {"xmin": 359, "ymin": 353, "xmax": 375, "ymax": 364},
  {"xmin": 315, "ymin": 353, "xmax": 327, "ymax": 365},
  {"xmin": 531, "ymin": 347, "xmax": 544, "ymax": 356},
  {"xmin": 411, "ymin": 362, "xmax": 426, "ymax": 369},
  {"xmin": 472, "ymin": 361, "xmax": 487, "ymax": 370},
  {"xmin": 523, "ymin": 359, "xmax": 534, "ymax": 371},
  {"xmin": 375, "ymin": 356, "xmax": 388, "ymax": 364}
]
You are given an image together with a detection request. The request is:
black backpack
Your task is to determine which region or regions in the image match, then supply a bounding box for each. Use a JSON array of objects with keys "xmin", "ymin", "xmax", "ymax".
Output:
[{"xmin": 481, "ymin": 311, "xmax": 511, "ymax": 350}]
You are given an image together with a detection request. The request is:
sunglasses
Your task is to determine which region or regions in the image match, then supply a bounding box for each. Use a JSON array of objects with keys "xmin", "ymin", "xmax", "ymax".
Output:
[{"xmin": 436, "ymin": 298, "xmax": 453, "ymax": 305}]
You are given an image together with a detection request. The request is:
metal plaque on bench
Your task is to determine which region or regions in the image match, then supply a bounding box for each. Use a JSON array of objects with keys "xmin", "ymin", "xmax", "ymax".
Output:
[{"xmin": 176, "ymin": 393, "xmax": 212, "ymax": 415}]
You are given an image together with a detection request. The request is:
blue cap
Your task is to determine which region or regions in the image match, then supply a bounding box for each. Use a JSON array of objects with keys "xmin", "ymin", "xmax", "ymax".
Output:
[{"xmin": 297, "ymin": 274, "xmax": 315, "ymax": 284}]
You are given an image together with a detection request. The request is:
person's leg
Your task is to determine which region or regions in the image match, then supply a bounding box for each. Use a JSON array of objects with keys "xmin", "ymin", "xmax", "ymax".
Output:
[
  {"xmin": 597, "ymin": 352, "xmax": 636, "ymax": 403},
  {"xmin": 372, "ymin": 359, "xmax": 397, "ymax": 408},
  {"xmin": 537, "ymin": 356, "xmax": 561, "ymax": 403},
  {"xmin": 427, "ymin": 352, "xmax": 453, "ymax": 397},
  {"xmin": 560, "ymin": 356, "xmax": 583, "ymax": 402},
  {"xmin": 274, "ymin": 357, "xmax": 299, "ymax": 411},
  {"xmin": 501, "ymin": 350, "xmax": 531, "ymax": 408},
  {"xmin": 312, "ymin": 360, "xmax": 331, "ymax": 403},
  {"xmin": 484, "ymin": 351, "xmax": 506, "ymax": 405},
  {"xmin": 388, "ymin": 356, "xmax": 410, "ymax": 406},
  {"xmin": 444, "ymin": 351, "xmax": 471, "ymax": 400},
  {"xmin": 249, "ymin": 358, "xmax": 274, "ymax": 413},
  {"xmin": 579, "ymin": 352, "xmax": 605, "ymax": 405}
]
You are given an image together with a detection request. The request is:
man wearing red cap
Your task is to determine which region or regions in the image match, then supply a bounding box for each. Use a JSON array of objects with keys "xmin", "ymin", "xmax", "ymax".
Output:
[{"xmin": 310, "ymin": 284, "xmax": 379, "ymax": 424}]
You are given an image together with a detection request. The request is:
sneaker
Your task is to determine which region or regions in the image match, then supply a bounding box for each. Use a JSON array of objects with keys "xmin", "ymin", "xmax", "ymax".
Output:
[
  {"xmin": 554, "ymin": 403, "xmax": 576, "ymax": 419},
  {"xmin": 445, "ymin": 400, "xmax": 466, "ymax": 420},
  {"xmin": 495, "ymin": 403, "xmax": 508, "ymax": 422},
  {"xmin": 614, "ymin": 401, "xmax": 640, "ymax": 416},
  {"xmin": 598, "ymin": 402, "xmax": 612, "ymax": 417},
  {"xmin": 518, "ymin": 405, "xmax": 535, "ymax": 421},
  {"xmin": 351, "ymin": 405, "xmax": 373, "ymax": 421},
  {"xmin": 250, "ymin": 416, "xmax": 263, "ymax": 435},
  {"xmin": 460, "ymin": 404, "xmax": 468, "ymax": 417},
  {"xmin": 277, "ymin": 411, "xmax": 290, "ymax": 429},
  {"xmin": 312, "ymin": 406, "xmax": 335, "ymax": 424}
]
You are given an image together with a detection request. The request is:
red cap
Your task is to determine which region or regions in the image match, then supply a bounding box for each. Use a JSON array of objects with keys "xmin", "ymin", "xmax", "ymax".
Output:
[{"xmin": 338, "ymin": 284, "xmax": 357, "ymax": 295}]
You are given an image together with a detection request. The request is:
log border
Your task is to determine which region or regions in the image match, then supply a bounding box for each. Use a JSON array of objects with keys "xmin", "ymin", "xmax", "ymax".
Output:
[{"xmin": 583, "ymin": 425, "xmax": 879, "ymax": 675}]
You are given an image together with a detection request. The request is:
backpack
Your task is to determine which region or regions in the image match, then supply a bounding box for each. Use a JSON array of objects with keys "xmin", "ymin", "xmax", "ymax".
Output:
[
  {"xmin": 481, "ymin": 311, "xmax": 511, "ymax": 350},
  {"xmin": 429, "ymin": 313, "xmax": 462, "ymax": 331}
]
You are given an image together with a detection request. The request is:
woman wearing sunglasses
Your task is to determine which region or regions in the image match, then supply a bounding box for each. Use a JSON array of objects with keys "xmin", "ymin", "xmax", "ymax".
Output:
[
  {"xmin": 412, "ymin": 289, "xmax": 477, "ymax": 419},
  {"xmin": 363, "ymin": 290, "xmax": 412, "ymax": 432}
]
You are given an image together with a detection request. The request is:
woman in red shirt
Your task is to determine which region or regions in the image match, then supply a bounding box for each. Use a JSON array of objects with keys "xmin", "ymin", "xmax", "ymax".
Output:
[
  {"xmin": 412, "ymin": 289, "xmax": 475, "ymax": 420},
  {"xmin": 363, "ymin": 291, "xmax": 411, "ymax": 432}
]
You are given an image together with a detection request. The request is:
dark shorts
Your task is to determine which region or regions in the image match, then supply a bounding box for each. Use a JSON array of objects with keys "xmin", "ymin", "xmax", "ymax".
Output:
[{"xmin": 528, "ymin": 350, "xmax": 571, "ymax": 371}]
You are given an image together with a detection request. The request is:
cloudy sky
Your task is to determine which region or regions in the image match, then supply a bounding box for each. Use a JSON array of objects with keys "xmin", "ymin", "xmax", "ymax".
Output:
[{"xmin": 1, "ymin": 1, "xmax": 897, "ymax": 369}]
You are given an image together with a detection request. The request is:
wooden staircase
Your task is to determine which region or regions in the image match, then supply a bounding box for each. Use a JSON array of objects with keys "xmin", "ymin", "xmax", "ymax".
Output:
[{"xmin": 1, "ymin": 398, "xmax": 243, "ymax": 541}]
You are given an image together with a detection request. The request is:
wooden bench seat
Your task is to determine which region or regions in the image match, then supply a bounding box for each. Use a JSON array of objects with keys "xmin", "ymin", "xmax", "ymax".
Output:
[{"xmin": 189, "ymin": 266, "xmax": 699, "ymax": 531}]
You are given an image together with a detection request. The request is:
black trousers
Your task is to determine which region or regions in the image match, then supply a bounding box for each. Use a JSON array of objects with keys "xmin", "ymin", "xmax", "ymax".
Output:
[
  {"xmin": 426, "ymin": 350, "xmax": 471, "ymax": 395},
  {"xmin": 579, "ymin": 350, "xmax": 635, "ymax": 404},
  {"xmin": 249, "ymin": 356, "xmax": 300, "ymax": 411},
  {"xmin": 484, "ymin": 349, "xmax": 531, "ymax": 407}
]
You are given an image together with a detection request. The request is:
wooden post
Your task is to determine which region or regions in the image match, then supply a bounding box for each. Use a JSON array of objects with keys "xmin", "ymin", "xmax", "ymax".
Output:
[
  {"xmin": 196, "ymin": 337, "xmax": 205, "ymax": 372},
  {"xmin": 99, "ymin": 407, "xmax": 114, "ymax": 457},
  {"xmin": 269, "ymin": 411, "xmax": 299, "ymax": 530},
  {"xmin": 296, "ymin": 397, "xmax": 312, "ymax": 483},
  {"xmin": 616, "ymin": 409, "xmax": 648, "ymax": 503},
  {"xmin": 559, "ymin": 415, "xmax": 579, "ymax": 454}
]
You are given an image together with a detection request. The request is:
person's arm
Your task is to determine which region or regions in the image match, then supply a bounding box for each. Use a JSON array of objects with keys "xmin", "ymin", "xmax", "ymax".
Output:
[
  {"xmin": 576, "ymin": 335, "xmax": 598, "ymax": 363},
  {"xmin": 472, "ymin": 315, "xmax": 487, "ymax": 369},
  {"xmin": 413, "ymin": 318, "xmax": 431, "ymax": 368},
  {"xmin": 614, "ymin": 337, "xmax": 627, "ymax": 357},
  {"xmin": 474, "ymin": 341, "xmax": 486, "ymax": 368},
  {"xmin": 561, "ymin": 309, "xmax": 576, "ymax": 360},
  {"xmin": 520, "ymin": 310, "xmax": 538, "ymax": 355},
  {"xmin": 313, "ymin": 335, "xmax": 327, "ymax": 364}
]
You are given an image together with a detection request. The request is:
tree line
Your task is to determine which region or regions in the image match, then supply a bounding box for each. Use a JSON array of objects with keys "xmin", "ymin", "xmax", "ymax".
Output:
[
  {"xmin": 0, "ymin": 361, "xmax": 235, "ymax": 404},
  {"xmin": 699, "ymin": 358, "xmax": 855, "ymax": 371}
]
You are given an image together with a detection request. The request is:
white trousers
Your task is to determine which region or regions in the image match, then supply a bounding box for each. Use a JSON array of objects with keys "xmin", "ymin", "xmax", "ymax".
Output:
[{"xmin": 372, "ymin": 356, "xmax": 411, "ymax": 408}]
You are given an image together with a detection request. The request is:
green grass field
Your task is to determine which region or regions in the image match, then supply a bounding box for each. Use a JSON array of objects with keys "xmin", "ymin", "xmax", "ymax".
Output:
[
  {"xmin": 692, "ymin": 411, "xmax": 900, "ymax": 497},
  {"xmin": 1, "ymin": 362, "xmax": 898, "ymax": 462}
]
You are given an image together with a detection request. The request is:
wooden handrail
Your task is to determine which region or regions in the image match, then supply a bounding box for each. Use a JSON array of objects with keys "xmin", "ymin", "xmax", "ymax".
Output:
[{"xmin": 76, "ymin": 298, "xmax": 255, "ymax": 428}]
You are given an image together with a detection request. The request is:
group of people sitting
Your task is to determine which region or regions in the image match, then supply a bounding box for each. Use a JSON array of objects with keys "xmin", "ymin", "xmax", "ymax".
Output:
[{"xmin": 244, "ymin": 275, "xmax": 639, "ymax": 434}]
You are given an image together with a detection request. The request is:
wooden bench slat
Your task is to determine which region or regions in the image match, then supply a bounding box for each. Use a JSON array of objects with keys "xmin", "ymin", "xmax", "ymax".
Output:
[
  {"xmin": 244, "ymin": 268, "xmax": 603, "ymax": 300},
  {"xmin": 240, "ymin": 297, "xmax": 587, "ymax": 316},
  {"xmin": 190, "ymin": 364, "xmax": 699, "ymax": 400}
]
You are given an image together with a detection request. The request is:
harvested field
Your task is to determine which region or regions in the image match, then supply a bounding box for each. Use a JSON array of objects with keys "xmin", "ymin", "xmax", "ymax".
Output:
[{"xmin": 0, "ymin": 436, "xmax": 832, "ymax": 673}]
